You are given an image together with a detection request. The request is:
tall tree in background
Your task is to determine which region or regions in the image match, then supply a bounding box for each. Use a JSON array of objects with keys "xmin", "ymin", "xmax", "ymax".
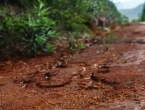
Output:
[{"xmin": 141, "ymin": 3, "xmax": 145, "ymax": 21}]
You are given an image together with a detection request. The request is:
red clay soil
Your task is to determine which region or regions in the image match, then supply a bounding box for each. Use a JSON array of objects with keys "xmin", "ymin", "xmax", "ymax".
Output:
[{"xmin": 1, "ymin": 23, "xmax": 145, "ymax": 110}]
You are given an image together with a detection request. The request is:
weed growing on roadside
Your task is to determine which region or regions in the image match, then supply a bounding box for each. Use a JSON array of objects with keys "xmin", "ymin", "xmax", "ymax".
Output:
[
  {"xmin": 77, "ymin": 42, "xmax": 85, "ymax": 50},
  {"xmin": 102, "ymin": 33, "xmax": 117, "ymax": 46},
  {"xmin": 45, "ymin": 44, "xmax": 56, "ymax": 53}
]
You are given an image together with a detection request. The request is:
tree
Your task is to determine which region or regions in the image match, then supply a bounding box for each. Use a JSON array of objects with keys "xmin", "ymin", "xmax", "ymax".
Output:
[{"xmin": 141, "ymin": 3, "xmax": 145, "ymax": 21}]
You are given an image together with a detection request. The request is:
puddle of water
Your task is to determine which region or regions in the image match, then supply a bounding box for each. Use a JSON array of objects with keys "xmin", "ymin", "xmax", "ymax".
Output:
[
  {"xmin": 138, "ymin": 22, "xmax": 145, "ymax": 25},
  {"xmin": 133, "ymin": 37, "xmax": 145, "ymax": 43},
  {"xmin": 96, "ymin": 100, "xmax": 145, "ymax": 110},
  {"xmin": 112, "ymin": 49, "xmax": 145, "ymax": 67}
]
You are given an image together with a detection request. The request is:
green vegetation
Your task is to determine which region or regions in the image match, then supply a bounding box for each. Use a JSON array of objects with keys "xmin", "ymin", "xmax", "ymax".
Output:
[
  {"xmin": 0, "ymin": 0, "xmax": 57, "ymax": 57},
  {"xmin": 0, "ymin": 0, "xmax": 125, "ymax": 59},
  {"xmin": 131, "ymin": 3, "xmax": 145, "ymax": 23},
  {"xmin": 103, "ymin": 33, "xmax": 117, "ymax": 46},
  {"xmin": 95, "ymin": 0, "xmax": 124, "ymax": 24},
  {"xmin": 77, "ymin": 42, "xmax": 85, "ymax": 50},
  {"xmin": 121, "ymin": 15, "xmax": 129, "ymax": 24},
  {"xmin": 141, "ymin": 3, "xmax": 145, "ymax": 21}
]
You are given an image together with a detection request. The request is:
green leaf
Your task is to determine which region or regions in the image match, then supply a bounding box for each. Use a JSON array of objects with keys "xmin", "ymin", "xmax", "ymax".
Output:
[
  {"xmin": 35, "ymin": 35, "xmax": 46, "ymax": 45},
  {"xmin": 77, "ymin": 42, "xmax": 84, "ymax": 50},
  {"xmin": 46, "ymin": 44, "xmax": 56, "ymax": 53}
]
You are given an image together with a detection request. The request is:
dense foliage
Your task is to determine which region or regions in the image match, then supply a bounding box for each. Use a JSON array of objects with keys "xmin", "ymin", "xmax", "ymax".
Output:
[
  {"xmin": 141, "ymin": 3, "xmax": 145, "ymax": 21},
  {"xmin": 0, "ymin": 0, "xmax": 124, "ymax": 59},
  {"xmin": 95, "ymin": 0, "xmax": 122, "ymax": 23}
]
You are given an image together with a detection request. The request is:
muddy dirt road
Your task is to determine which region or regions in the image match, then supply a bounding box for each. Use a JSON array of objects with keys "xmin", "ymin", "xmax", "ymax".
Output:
[{"xmin": 1, "ymin": 23, "xmax": 145, "ymax": 110}]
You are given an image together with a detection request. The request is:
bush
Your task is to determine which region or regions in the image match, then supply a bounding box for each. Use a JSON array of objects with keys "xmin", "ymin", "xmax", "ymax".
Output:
[
  {"xmin": 102, "ymin": 33, "xmax": 117, "ymax": 45},
  {"xmin": 0, "ymin": 0, "xmax": 124, "ymax": 59},
  {"xmin": 0, "ymin": 0, "xmax": 57, "ymax": 58}
]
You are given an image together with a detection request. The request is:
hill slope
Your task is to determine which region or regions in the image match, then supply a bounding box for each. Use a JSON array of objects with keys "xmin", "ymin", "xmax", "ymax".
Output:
[{"xmin": 119, "ymin": 4, "xmax": 144, "ymax": 21}]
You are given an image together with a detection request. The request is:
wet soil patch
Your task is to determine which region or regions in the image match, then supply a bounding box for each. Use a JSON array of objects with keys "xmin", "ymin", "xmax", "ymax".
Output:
[{"xmin": 1, "ymin": 23, "xmax": 145, "ymax": 109}]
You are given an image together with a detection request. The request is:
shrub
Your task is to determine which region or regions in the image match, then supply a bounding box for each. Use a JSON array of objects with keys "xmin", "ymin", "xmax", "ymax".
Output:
[
  {"xmin": 0, "ymin": 0, "xmax": 124, "ymax": 59},
  {"xmin": 102, "ymin": 33, "xmax": 117, "ymax": 45},
  {"xmin": 0, "ymin": 0, "xmax": 57, "ymax": 58}
]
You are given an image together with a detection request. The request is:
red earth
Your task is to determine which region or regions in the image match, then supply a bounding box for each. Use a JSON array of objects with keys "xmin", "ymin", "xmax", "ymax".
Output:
[{"xmin": 1, "ymin": 23, "xmax": 145, "ymax": 110}]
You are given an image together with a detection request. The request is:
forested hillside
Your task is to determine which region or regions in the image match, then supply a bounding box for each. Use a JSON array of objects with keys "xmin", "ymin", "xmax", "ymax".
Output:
[{"xmin": 0, "ymin": 0, "xmax": 126, "ymax": 59}]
